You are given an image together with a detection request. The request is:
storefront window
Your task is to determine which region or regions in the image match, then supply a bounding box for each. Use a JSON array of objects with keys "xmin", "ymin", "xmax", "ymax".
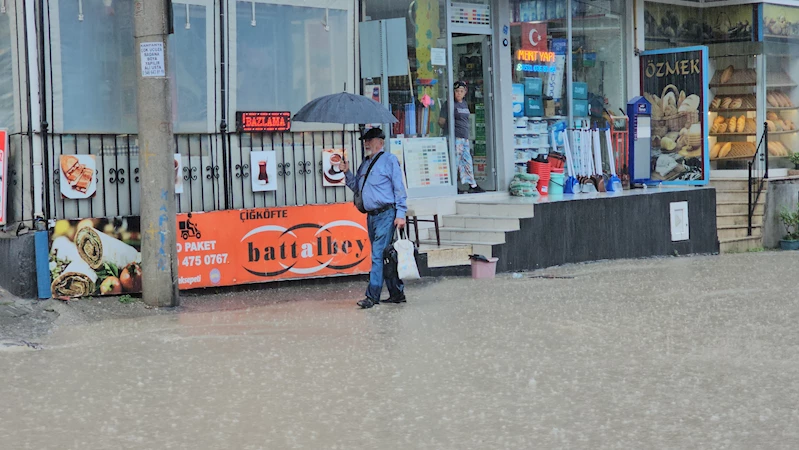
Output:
[
  {"xmin": 0, "ymin": 9, "xmax": 15, "ymax": 132},
  {"xmin": 235, "ymin": 1, "xmax": 350, "ymax": 115},
  {"xmin": 764, "ymin": 3, "xmax": 799, "ymax": 168},
  {"xmin": 571, "ymin": 0, "xmax": 627, "ymax": 125},
  {"xmin": 168, "ymin": 4, "xmax": 209, "ymax": 133},
  {"xmin": 360, "ymin": 0, "xmax": 449, "ymax": 139},
  {"xmin": 53, "ymin": 1, "xmax": 211, "ymax": 133},
  {"xmin": 56, "ymin": 0, "xmax": 137, "ymax": 133}
]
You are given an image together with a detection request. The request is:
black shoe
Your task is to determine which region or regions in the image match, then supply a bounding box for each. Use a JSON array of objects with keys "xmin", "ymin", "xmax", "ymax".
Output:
[
  {"xmin": 383, "ymin": 293, "xmax": 406, "ymax": 304},
  {"xmin": 357, "ymin": 298, "xmax": 378, "ymax": 309},
  {"xmin": 468, "ymin": 185, "xmax": 486, "ymax": 193}
]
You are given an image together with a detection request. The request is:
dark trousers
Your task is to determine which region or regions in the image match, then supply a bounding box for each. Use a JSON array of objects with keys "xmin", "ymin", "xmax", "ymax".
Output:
[{"xmin": 366, "ymin": 207, "xmax": 404, "ymax": 301}]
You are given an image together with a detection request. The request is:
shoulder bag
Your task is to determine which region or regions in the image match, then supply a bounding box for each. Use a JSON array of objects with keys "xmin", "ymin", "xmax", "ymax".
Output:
[{"xmin": 353, "ymin": 152, "xmax": 384, "ymax": 214}]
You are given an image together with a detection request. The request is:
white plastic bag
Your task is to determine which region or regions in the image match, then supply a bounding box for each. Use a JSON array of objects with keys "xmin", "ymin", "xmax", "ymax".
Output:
[{"xmin": 393, "ymin": 234, "xmax": 420, "ymax": 280}]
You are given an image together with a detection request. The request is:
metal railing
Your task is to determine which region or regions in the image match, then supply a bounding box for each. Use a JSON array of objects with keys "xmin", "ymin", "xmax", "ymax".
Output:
[
  {"xmin": 44, "ymin": 130, "xmax": 362, "ymax": 222},
  {"xmin": 747, "ymin": 125, "xmax": 769, "ymax": 236}
]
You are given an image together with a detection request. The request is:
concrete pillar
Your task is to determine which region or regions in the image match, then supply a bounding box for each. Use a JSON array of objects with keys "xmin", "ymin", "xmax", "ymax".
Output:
[{"xmin": 133, "ymin": 0, "xmax": 179, "ymax": 307}]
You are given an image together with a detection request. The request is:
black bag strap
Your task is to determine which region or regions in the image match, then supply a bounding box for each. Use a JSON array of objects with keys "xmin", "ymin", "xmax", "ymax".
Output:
[{"xmin": 359, "ymin": 151, "xmax": 384, "ymax": 193}]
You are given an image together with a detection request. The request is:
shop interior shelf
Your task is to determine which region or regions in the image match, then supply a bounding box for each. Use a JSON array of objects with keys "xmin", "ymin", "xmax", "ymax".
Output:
[
  {"xmin": 711, "ymin": 108, "xmax": 757, "ymax": 113},
  {"xmin": 768, "ymin": 83, "xmax": 799, "ymax": 89},
  {"xmin": 768, "ymin": 106, "xmax": 799, "ymax": 111},
  {"xmin": 770, "ymin": 129, "xmax": 799, "ymax": 135},
  {"xmin": 711, "ymin": 132, "xmax": 756, "ymax": 137},
  {"xmin": 709, "ymin": 82, "xmax": 756, "ymax": 88}
]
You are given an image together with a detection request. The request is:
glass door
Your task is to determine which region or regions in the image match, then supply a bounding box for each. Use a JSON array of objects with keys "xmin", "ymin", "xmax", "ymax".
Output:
[{"xmin": 452, "ymin": 33, "xmax": 496, "ymax": 191}]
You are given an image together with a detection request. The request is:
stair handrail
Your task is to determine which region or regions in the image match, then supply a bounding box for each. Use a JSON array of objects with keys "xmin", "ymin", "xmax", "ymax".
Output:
[{"xmin": 748, "ymin": 125, "xmax": 769, "ymax": 236}]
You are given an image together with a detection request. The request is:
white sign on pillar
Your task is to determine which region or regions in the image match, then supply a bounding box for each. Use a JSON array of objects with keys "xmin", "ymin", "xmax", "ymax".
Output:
[{"xmin": 140, "ymin": 42, "xmax": 166, "ymax": 77}]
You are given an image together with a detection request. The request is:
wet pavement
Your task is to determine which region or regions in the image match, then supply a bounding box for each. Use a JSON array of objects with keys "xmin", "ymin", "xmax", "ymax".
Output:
[{"xmin": 2, "ymin": 252, "xmax": 799, "ymax": 449}]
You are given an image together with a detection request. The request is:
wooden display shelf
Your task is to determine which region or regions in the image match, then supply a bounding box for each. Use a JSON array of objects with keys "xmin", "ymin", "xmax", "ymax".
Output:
[
  {"xmin": 711, "ymin": 108, "xmax": 756, "ymax": 113},
  {"xmin": 709, "ymin": 82, "xmax": 756, "ymax": 88},
  {"xmin": 710, "ymin": 132, "xmax": 756, "ymax": 137},
  {"xmin": 711, "ymin": 143, "xmax": 756, "ymax": 161}
]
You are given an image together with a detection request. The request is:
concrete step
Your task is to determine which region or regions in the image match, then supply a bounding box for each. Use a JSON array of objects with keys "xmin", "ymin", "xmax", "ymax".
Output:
[
  {"xmin": 455, "ymin": 201, "xmax": 535, "ymax": 219},
  {"xmin": 717, "ymin": 202, "xmax": 764, "ymax": 216},
  {"xmin": 441, "ymin": 214, "xmax": 520, "ymax": 231},
  {"xmin": 419, "ymin": 240, "xmax": 494, "ymax": 260},
  {"xmin": 417, "ymin": 243, "xmax": 473, "ymax": 268},
  {"xmin": 718, "ymin": 225, "xmax": 762, "ymax": 240},
  {"xmin": 711, "ymin": 179, "xmax": 769, "ymax": 191},
  {"xmin": 717, "ymin": 213, "xmax": 763, "ymax": 227},
  {"xmin": 438, "ymin": 227, "xmax": 507, "ymax": 244},
  {"xmin": 719, "ymin": 235, "xmax": 763, "ymax": 253},
  {"xmin": 716, "ymin": 190, "xmax": 765, "ymax": 203}
]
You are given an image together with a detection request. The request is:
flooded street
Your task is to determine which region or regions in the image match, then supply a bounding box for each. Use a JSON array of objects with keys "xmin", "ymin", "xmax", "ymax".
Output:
[{"xmin": 3, "ymin": 252, "xmax": 799, "ymax": 449}]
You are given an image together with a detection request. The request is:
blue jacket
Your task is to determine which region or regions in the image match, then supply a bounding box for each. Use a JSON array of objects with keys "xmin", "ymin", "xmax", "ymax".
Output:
[{"xmin": 345, "ymin": 150, "xmax": 408, "ymax": 219}]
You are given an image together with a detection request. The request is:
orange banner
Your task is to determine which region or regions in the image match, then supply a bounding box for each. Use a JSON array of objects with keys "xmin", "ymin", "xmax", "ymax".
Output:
[{"xmin": 176, "ymin": 203, "xmax": 371, "ymax": 289}]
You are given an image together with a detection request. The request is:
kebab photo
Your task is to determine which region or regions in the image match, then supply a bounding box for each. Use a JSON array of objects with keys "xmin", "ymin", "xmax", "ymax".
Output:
[{"xmin": 59, "ymin": 154, "xmax": 97, "ymax": 198}]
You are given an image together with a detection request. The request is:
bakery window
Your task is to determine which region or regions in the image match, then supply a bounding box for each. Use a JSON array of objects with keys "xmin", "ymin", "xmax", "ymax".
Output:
[{"xmin": 763, "ymin": 3, "xmax": 799, "ymax": 169}]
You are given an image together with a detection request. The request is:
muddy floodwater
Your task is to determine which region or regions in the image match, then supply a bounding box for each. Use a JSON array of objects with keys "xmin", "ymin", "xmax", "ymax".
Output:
[{"xmin": 2, "ymin": 252, "xmax": 799, "ymax": 449}]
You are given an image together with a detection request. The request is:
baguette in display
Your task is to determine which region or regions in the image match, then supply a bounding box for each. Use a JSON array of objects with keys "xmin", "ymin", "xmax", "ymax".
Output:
[
  {"xmin": 719, "ymin": 142, "xmax": 733, "ymax": 158},
  {"xmin": 711, "ymin": 97, "xmax": 721, "ymax": 109},
  {"xmin": 75, "ymin": 226, "xmax": 141, "ymax": 270},
  {"xmin": 727, "ymin": 117, "xmax": 737, "ymax": 133},
  {"xmin": 710, "ymin": 143, "xmax": 722, "ymax": 159}
]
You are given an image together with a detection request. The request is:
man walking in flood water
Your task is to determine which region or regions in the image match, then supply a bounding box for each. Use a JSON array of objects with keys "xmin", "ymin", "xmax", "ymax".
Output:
[{"xmin": 340, "ymin": 128, "xmax": 407, "ymax": 309}]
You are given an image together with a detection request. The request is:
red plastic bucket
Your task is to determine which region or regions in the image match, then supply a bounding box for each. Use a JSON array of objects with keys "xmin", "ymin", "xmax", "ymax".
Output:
[{"xmin": 527, "ymin": 160, "xmax": 551, "ymax": 195}]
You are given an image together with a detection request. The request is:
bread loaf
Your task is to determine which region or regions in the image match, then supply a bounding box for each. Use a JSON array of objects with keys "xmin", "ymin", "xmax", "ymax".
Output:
[
  {"xmin": 711, "ymin": 97, "xmax": 721, "ymax": 109},
  {"xmin": 727, "ymin": 117, "xmax": 737, "ymax": 133},
  {"xmin": 766, "ymin": 120, "xmax": 776, "ymax": 132},
  {"xmin": 721, "ymin": 97, "xmax": 733, "ymax": 109},
  {"xmin": 711, "ymin": 142, "xmax": 722, "ymax": 159},
  {"xmin": 719, "ymin": 142, "xmax": 733, "ymax": 158},
  {"xmin": 731, "ymin": 98, "xmax": 743, "ymax": 109},
  {"xmin": 767, "ymin": 93, "xmax": 780, "ymax": 107},
  {"xmin": 767, "ymin": 111, "xmax": 780, "ymax": 121},
  {"xmin": 720, "ymin": 65, "xmax": 735, "ymax": 84}
]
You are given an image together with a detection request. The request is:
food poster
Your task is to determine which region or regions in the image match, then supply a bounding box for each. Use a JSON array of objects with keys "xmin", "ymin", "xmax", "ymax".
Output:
[
  {"xmin": 59, "ymin": 154, "xmax": 98, "ymax": 199},
  {"xmin": 174, "ymin": 154, "xmax": 184, "ymax": 195},
  {"xmin": 249, "ymin": 150, "xmax": 277, "ymax": 192},
  {"xmin": 50, "ymin": 217, "xmax": 143, "ymax": 299},
  {"xmin": 763, "ymin": 4, "xmax": 799, "ymax": 39},
  {"xmin": 321, "ymin": 148, "xmax": 348, "ymax": 187},
  {"xmin": 644, "ymin": 2, "xmax": 756, "ymax": 45},
  {"xmin": 49, "ymin": 204, "xmax": 371, "ymax": 298},
  {"xmin": 640, "ymin": 46, "xmax": 709, "ymax": 185}
]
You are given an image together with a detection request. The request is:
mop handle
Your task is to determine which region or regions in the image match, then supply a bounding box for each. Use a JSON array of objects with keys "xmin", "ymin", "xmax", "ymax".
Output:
[
  {"xmin": 605, "ymin": 128, "xmax": 617, "ymax": 176},
  {"xmin": 562, "ymin": 131, "xmax": 576, "ymax": 177},
  {"xmin": 593, "ymin": 130, "xmax": 603, "ymax": 175}
]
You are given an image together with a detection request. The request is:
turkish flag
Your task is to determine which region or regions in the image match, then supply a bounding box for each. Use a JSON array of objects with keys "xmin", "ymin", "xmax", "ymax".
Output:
[{"xmin": 521, "ymin": 23, "xmax": 547, "ymax": 52}]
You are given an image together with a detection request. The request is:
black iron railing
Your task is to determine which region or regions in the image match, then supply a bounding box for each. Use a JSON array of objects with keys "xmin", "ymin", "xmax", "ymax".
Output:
[
  {"xmin": 748, "ymin": 125, "xmax": 769, "ymax": 236},
  {"xmin": 44, "ymin": 130, "xmax": 361, "ymax": 222}
]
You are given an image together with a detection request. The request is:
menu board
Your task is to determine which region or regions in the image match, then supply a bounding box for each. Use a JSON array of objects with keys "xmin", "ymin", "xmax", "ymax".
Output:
[{"xmin": 401, "ymin": 137, "xmax": 451, "ymax": 189}]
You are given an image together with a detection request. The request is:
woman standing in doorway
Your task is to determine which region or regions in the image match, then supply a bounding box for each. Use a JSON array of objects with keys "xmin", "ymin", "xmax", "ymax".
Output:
[{"xmin": 439, "ymin": 81, "xmax": 485, "ymax": 194}]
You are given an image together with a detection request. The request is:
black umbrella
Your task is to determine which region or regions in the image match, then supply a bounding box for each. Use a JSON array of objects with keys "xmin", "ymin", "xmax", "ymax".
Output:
[{"xmin": 293, "ymin": 92, "xmax": 398, "ymax": 125}]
